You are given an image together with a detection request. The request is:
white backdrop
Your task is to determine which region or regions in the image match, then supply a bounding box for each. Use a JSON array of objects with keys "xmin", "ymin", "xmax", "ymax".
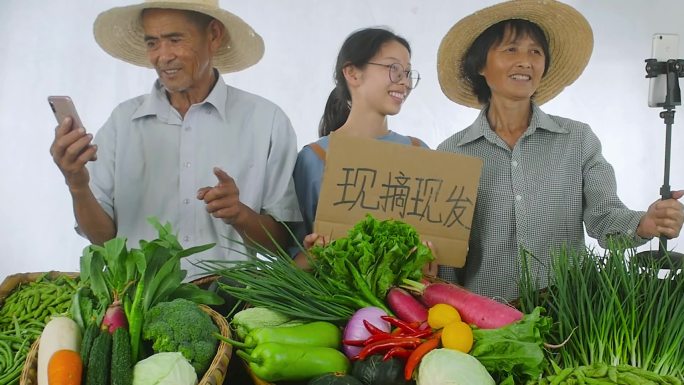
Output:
[{"xmin": 1, "ymin": 0, "xmax": 683, "ymax": 282}]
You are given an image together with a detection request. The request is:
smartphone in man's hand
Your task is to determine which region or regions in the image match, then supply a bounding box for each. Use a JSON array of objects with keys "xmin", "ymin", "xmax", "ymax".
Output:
[{"xmin": 48, "ymin": 95, "xmax": 85, "ymax": 129}]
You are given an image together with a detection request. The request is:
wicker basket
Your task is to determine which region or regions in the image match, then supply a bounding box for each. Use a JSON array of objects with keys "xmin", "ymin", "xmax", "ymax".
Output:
[{"xmin": 19, "ymin": 304, "xmax": 232, "ymax": 385}]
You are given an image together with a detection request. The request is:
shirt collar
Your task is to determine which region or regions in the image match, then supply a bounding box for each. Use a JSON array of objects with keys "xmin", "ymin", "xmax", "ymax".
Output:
[
  {"xmin": 131, "ymin": 69, "xmax": 228, "ymax": 122},
  {"xmin": 455, "ymin": 102, "xmax": 568, "ymax": 146}
]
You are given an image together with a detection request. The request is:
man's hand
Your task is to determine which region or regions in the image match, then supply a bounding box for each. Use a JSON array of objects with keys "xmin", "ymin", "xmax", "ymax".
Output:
[
  {"xmin": 49, "ymin": 117, "xmax": 97, "ymax": 191},
  {"xmin": 637, "ymin": 190, "xmax": 684, "ymax": 239},
  {"xmin": 197, "ymin": 167, "xmax": 244, "ymax": 225}
]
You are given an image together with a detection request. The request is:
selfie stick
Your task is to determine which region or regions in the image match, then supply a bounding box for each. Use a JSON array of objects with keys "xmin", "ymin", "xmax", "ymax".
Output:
[{"xmin": 637, "ymin": 58, "xmax": 684, "ymax": 268}]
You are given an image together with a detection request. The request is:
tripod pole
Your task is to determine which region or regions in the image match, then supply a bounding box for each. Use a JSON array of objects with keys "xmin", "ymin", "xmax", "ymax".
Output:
[{"xmin": 658, "ymin": 108, "xmax": 675, "ymax": 257}]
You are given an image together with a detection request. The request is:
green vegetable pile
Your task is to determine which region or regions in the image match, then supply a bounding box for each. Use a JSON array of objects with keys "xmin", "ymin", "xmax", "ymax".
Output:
[
  {"xmin": 311, "ymin": 214, "xmax": 434, "ymax": 305},
  {"xmin": 532, "ymin": 362, "xmax": 683, "ymax": 385},
  {"xmin": 0, "ymin": 274, "xmax": 78, "ymax": 385},
  {"xmin": 143, "ymin": 298, "xmax": 218, "ymax": 375},
  {"xmin": 470, "ymin": 307, "xmax": 552, "ymax": 385},
  {"xmin": 518, "ymin": 238, "xmax": 684, "ymax": 381}
]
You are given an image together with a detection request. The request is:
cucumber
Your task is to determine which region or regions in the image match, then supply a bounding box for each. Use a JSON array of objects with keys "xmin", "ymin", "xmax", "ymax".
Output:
[
  {"xmin": 111, "ymin": 328, "xmax": 133, "ymax": 385},
  {"xmin": 86, "ymin": 331, "xmax": 112, "ymax": 385},
  {"xmin": 80, "ymin": 323, "xmax": 100, "ymax": 369}
]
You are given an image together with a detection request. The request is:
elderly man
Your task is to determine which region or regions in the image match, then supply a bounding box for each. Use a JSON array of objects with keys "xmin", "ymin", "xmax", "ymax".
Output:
[{"xmin": 49, "ymin": 0, "xmax": 301, "ymax": 279}]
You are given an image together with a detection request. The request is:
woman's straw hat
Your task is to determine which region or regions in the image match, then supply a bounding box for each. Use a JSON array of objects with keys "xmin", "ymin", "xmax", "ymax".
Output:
[
  {"xmin": 437, "ymin": 0, "xmax": 593, "ymax": 108},
  {"xmin": 93, "ymin": 0, "xmax": 264, "ymax": 73}
]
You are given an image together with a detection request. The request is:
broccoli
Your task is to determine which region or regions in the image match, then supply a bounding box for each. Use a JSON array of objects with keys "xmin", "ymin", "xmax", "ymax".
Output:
[{"xmin": 142, "ymin": 298, "xmax": 218, "ymax": 375}]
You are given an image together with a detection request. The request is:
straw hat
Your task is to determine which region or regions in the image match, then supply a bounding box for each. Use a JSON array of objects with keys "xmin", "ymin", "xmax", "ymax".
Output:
[
  {"xmin": 437, "ymin": 0, "xmax": 593, "ymax": 108},
  {"xmin": 93, "ymin": 0, "xmax": 264, "ymax": 74}
]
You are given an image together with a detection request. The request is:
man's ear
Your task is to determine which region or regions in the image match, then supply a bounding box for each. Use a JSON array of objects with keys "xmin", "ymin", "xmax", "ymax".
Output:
[
  {"xmin": 208, "ymin": 19, "xmax": 225, "ymax": 53},
  {"xmin": 343, "ymin": 64, "xmax": 362, "ymax": 87}
]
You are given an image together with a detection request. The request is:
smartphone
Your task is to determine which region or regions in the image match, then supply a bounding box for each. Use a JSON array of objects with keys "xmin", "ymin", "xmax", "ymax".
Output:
[
  {"xmin": 648, "ymin": 33, "xmax": 679, "ymax": 108},
  {"xmin": 48, "ymin": 95, "xmax": 84, "ymax": 129}
]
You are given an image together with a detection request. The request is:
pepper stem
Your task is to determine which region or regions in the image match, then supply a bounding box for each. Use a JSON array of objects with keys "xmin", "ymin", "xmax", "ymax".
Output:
[
  {"xmin": 236, "ymin": 349, "xmax": 262, "ymax": 364},
  {"xmin": 213, "ymin": 332, "xmax": 254, "ymax": 349}
]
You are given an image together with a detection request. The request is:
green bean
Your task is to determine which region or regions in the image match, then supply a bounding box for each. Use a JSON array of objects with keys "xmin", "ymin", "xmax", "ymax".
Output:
[{"xmin": 550, "ymin": 368, "xmax": 576, "ymax": 385}]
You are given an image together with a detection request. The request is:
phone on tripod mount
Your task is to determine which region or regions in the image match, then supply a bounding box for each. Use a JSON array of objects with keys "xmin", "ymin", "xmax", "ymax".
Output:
[{"xmin": 648, "ymin": 34, "xmax": 679, "ymax": 108}]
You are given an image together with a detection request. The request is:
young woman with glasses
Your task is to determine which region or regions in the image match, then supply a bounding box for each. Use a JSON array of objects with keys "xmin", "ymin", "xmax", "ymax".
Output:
[{"xmin": 291, "ymin": 27, "xmax": 439, "ymax": 276}]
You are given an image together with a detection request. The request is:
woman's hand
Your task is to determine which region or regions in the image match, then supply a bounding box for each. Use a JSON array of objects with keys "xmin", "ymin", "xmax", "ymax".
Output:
[
  {"xmin": 637, "ymin": 190, "xmax": 684, "ymax": 239},
  {"xmin": 303, "ymin": 233, "xmax": 329, "ymax": 249},
  {"xmin": 422, "ymin": 240, "xmax": 439, "ymax": 277},
  {"xmin": 293, "ymin": 233, "xmax": 330, "ymax": 270}
]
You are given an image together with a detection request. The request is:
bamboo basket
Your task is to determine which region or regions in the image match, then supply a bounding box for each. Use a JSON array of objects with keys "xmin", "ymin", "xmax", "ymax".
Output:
[{"xmin": 19, "ymin": 304, "xmax": 232, "ymax": 385}]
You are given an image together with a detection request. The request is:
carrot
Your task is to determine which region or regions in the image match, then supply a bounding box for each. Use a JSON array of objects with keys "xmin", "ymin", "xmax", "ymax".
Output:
[
  {"xmin": 47, "ymin": 349, "xmax": 82, "ymax": 385},
  {"xmin": 403, "ymin": 280, "xmax": 523, "ymax": 329}
]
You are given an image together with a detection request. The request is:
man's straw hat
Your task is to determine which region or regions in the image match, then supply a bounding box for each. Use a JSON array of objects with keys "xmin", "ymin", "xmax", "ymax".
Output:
[
  {"xmin": 437, "ymin": 0, "xmax": 593, "ymax": 108},
  {"xmin": 93, "ymin": 0, "xmax": 264, "ymax": 73}
]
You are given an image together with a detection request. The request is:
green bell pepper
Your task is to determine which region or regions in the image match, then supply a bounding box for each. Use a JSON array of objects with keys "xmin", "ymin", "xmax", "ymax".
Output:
[
  {"xmin": 244, "ymin": 321, "xmax": 341, "ymax": 349},
  {"xmin": 237, "ymin": 342, "xmax": 350, "ymax": 382}
]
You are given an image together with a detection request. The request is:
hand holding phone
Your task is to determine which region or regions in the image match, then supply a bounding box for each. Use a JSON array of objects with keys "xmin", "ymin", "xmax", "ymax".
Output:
[
  {"xmin": 48, "ymin": 95, "xmax": 84, "ymax": 129},
  {"xmin": 648, "ymin": 34, "xmax": 679, "ymax": 108}
]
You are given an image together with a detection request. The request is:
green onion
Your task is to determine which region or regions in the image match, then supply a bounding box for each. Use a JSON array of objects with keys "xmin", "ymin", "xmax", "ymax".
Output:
[
  {"xmin": 519, "ymin": 238, "xmax": 684, "ymax": 380},
  {"xmin": 194, "ymin": 249, "xmax": 364, "ymax": 324}
]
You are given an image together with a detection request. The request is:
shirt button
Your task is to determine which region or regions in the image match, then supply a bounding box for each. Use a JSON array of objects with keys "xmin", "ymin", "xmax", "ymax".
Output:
[
  {"xmin": 183, "ymin": 198, "xmax": 190, "ymax": 204},
  {"xmin": 184, "ymin": 126, "xmax": 192, "ymax": 132},
  {"xmin": 184, "ymin": 162, "xmax": 191, "ymax": 168},
  {"xmin": 515, "ymin": 195, "xmax": 522, "ymax": 201},
  {"xmin": 512, "ymin": 160, "xmax": 518, "ymax": 167},
  {"xmin": 183, "ymin": 235, "xmax": 190, "ymax": 242}
]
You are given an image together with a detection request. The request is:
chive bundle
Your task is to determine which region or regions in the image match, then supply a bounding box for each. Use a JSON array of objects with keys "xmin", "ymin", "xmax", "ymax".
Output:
[
  {"xmin": 519, "ymin": 238, "xmax": 684, "ymax": 380},
  {"xmin": 194, "ymin": 252, "xmax": 360, "ymax": 324}
]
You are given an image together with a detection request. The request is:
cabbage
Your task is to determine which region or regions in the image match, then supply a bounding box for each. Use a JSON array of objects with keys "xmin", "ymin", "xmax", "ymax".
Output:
[
  {"xmin": 231, "ymin": 307, "xmax": 297, "ymax": 340},
  {"xmin": 133, "ymin": 352, "xmax": 198, "ymax": 385},
  {"xmin": 417, "ymin": 349, "xmax": 495, "ymax": 385}
]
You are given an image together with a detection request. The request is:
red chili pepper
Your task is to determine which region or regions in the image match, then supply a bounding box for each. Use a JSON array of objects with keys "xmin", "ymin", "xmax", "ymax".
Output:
[
  {"xmin": 381, "ymin": 315, "xmax": 419, "ymax": 334},
  {"xmin": 403, "ymin": 328, "xmax": 434, "ymax": 339},
  {"xmin": 363, "ymin": 319, "xmax": 387, "ymax": 335},
  {"xmin": 362, "ymin": 332, "xmax": 393, "ymax": 345},
  {"xmin": 390, "ymin": 327, "xmax": 404, "ymax": 336},
  {"xmin": 382, "ymin": 346, "xmax": 413, "ymax": 361},
  {"xmin": 404, "ymin": 332, "xmax": 442, "ymax": 381},
  {"xmin": 358, "ymin": 337, "xmax": 423, "ymax": 360},
  {"xmin": 343, "ymin": 339, "xmax": 366, "ymax": 347}
]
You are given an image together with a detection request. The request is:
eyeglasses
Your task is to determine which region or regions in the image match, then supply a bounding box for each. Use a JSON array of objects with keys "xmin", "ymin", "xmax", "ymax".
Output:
[{"xmin": 366, "ymin": 62, "xmax": 421, "ymax": 90}]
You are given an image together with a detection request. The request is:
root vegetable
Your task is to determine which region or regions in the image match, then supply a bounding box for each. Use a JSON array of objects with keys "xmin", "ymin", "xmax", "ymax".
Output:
[{"xmin": 404, "ymin": 280, "xmax": 522, "ymax": 329}]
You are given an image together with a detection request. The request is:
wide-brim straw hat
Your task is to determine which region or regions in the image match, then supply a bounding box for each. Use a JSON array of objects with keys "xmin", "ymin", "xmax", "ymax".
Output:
[
  {"xmin": 93, "ymin": 0, "xmax": 264, "ymax": 74},
  {"xmin": 437, "ymin": 0, "xmax": 593, "ymax": 108}
]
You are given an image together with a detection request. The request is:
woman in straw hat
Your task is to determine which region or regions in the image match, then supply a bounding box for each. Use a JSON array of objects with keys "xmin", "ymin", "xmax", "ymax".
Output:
[
  {"xmin": 49, "ymin": 0, "xmax": 302, "ymax": 281},
  {"xmin": 291, "ymin": 27, "xmax": 440, "ymax": 276},
  {"xmin": 436, "ymin": 0, "xmax": 683, "ymax": 300}
]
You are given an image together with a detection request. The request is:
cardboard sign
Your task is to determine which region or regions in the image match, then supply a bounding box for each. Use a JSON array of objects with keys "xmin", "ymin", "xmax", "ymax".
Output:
[{"xmin": 314, "ymin": 134, "xmax": 483, "ymax": 267}]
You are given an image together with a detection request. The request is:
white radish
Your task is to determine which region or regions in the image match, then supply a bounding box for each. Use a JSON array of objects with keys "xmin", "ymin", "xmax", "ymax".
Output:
[{"xmin": 37, "ymin": 316, "xmax": 82, "ymax": 385}]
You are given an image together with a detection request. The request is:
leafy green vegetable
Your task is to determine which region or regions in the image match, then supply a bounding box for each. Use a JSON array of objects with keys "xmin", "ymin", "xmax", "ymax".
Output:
[
  {"xmin": 311, "ymin": 214, "xmax": 433, "ymax": 301},
  {"xmin": 469, "ymin": 307, "xmax": 552, "ymax": 384}
]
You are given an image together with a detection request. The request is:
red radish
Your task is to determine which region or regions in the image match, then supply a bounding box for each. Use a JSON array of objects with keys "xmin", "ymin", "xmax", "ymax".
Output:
[
  {"xmin": 102, "ymin": 299, "xmax": 128, "ymax": 333},
  {"xmin": 404, "ymin": 280, "xmax": 522, "ymax": 329},
  {"xmin": 387, "ymin": 287, "xmax": 428, "ymax": 324}
]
